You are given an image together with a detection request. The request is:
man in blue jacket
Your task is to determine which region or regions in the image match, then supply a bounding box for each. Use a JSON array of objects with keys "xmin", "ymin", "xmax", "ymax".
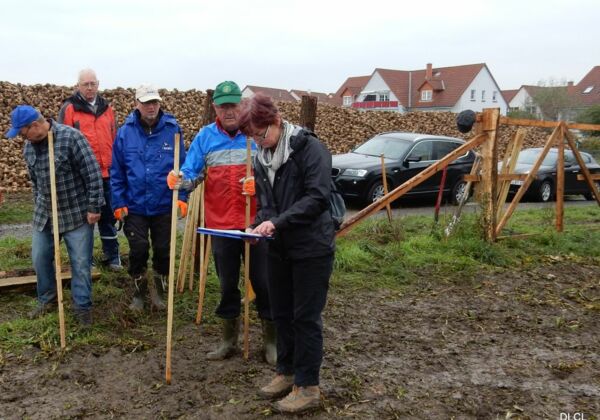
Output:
[{"xmin": 111, "ymin": 85, "xmax": 187, "ymax": 311}]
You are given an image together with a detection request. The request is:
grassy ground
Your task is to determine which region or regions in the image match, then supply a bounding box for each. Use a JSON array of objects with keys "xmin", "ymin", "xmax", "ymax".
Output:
[{"xmin": 1, "ymin": 193, "xmax": 599, "ymax": 358}]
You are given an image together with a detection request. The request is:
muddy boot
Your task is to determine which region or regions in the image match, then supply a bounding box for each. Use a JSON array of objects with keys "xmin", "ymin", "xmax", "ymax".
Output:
[
  {"xmin": 259, "ymin": 374, "xmax": 294, "ymax": 399},
  {"xmin": 206, "ymin": 317, "xmax": 240, "ymax": 360},
  {"xmin": 149, "ymin": 274, "xmax": 167, "ymax": 311},
  {"xmin": 261, "ymin": 319, "xmax": 277, "ymax": 366},
  {"xmin": 27, "ymin": 301, "xmax": 57, "ymax": 319},
  {"xmin": 74, "ymin": 308, "xmax": 93, "ymax": 329},
  {"xmin": 129, "ymin": 274, "xmax": 147, "ymax": 312},
  {"xmin": 274, "ymin": 385, "xmax": 321, "ymax": 414}
]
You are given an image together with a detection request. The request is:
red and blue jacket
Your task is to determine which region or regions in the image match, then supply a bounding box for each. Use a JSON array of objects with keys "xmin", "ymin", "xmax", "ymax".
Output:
[{"xmin": 180, "ymin": 120, "xmax": 256, "ymax": 229}]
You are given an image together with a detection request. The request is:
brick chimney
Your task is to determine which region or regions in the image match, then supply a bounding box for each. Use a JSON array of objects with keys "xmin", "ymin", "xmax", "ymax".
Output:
[
  {"xmin": 425, "ymin": 63, "xmax": 433, "ymax": 80},
  {"xmin": 567, "ymin": 81, "xmax": 575, "ymax": 95}
]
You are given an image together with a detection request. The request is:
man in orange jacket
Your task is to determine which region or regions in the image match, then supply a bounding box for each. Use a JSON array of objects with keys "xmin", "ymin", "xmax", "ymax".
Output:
[{"xmin": 58, "ymin": 68, "xmax": 121, "ymax": 270}]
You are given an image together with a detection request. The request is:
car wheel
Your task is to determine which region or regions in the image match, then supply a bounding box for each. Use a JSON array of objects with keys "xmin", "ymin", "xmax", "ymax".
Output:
[
  {"xmin": 536, "ymin": 180, "xmax": 553, "ymax": 202},
  {"xmin": 583, "ymin": 181, "xmax": 600, "ymax": 201},
  {"xmin": 451, "ymin": 180, "xmax": 468, "ymax": 205},
  {"xmin": 366, "ymin": 181, "xmax": 386, "ymax": 204}
]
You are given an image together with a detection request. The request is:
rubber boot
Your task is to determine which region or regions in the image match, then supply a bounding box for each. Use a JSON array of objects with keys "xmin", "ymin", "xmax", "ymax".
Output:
[
  {"xmin": 149, "ymin": 274, "xmax": 167, "ymax": 311},
  {"xmin": 261, "ymin": 319, "xmax": 277, "ymax": 366},
  {"xmin": 206, "ymin": 317, "xmax": 240, "ymax": 360},
  {"xmin": 129, "ymin": 274, "xmax": 147, "ymax": 311}
]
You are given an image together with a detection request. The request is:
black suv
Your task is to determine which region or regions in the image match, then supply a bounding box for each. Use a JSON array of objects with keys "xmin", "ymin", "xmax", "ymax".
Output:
[{"xmin": 332, "ymin": 132, "xmax": 476, "ymax": 205}]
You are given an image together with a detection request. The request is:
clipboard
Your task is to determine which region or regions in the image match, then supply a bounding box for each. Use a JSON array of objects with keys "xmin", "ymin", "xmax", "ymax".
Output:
[{"xmin": 197, "ymin": 227, "xmax": 273, "ymax": 240}]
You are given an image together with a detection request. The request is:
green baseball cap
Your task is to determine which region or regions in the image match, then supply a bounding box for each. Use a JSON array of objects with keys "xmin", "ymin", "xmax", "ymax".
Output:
[{"xmin": 213, "ymin": 81, "xmax": 242, "ymax": 105}]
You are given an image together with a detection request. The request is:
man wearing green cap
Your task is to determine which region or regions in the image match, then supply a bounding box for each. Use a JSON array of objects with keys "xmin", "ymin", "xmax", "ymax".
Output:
[{"xmin": 167, "ymin": 81, "xmax": 275, "ymax": 365}]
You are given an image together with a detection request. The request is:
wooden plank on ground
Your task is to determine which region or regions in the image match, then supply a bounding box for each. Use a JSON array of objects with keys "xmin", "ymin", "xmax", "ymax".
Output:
[{"xmin": 0, "ymin": 271, "xmax": 101, "ymax": 289}]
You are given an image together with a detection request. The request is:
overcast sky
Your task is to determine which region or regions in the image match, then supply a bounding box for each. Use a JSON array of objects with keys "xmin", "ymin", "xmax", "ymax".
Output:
[{"xmin": 1, "ymin": 0, "xmax": 598, "ymax": 94}]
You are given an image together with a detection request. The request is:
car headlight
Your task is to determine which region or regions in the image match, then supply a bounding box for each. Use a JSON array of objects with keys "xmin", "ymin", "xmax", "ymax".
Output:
[{"xmin": 343, "ymin": 168, "xmax": 368, "ymax": 177}]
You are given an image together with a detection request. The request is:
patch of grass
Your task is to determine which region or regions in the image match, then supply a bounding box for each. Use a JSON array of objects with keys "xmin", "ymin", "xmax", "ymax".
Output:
[
  {"xmin": 1, "ymin": 204, "xmax": 599, "ymax": 357},
  {"xmin": 0, "ymin": 193, "xmax": 33, "ymax": 224}
]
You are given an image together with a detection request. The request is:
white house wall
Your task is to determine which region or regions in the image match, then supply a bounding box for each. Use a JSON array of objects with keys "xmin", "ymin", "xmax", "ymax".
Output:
[
  {"xmin": 241, "ymin": 88, "xmax": 255, "ymax": 99},
  {"xmin": 358, "ymin": 71, "xmax": 399, "ymax": 103},
  {"xmin": 452, "ymin": 67, "xmax": 508, "ymax": 115}
]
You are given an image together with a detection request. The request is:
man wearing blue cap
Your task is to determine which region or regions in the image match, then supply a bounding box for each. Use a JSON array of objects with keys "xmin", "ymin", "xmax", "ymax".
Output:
[{"xmin": 6, "ymin": 105, "xmax": 104, "ymax": 327}]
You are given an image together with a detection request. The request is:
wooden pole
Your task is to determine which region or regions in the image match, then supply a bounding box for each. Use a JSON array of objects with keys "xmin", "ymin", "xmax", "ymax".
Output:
[
  {"xmin": 243, "ymin": 138, "xmax": 252, "ymax": 360},
  {"xmin": 337, "ymin": 133, "xmax": 488, "ymax": 237},
  {"xmin": 47, "ymin": 130, "xmax": 67, "ymax": 349},
  {"xmin": 496, "ymin": 129, "xmax": 525, "ymax": 221},
  {"xmin": 188, "ymin": 184, "xmax": 202, "ymax": 292},
  {"xmin": 380, "ymin": 154, "xmax": 392, "ymax": 222},
  {"xmin": 479, "ymin": 108, "xmax": 500, "ymax": 242},
  {"xmin": 495, "ymin": 125, "xmax": 562, "ymax": 236},
  {"xmin": 563, "ymin": 128, "xmax": 600, "ymax": 205},
  {"xmin": 165, "ymin": 133, "xmax": 181, "ymax": 385},
  {"xmin": 299, "ymin": 95, "xmax": 318, "ymax": 132},
  {"xmin": 177, "ymin": 189, "xmax": 195, "ymax": 292},
  {"xmin": 187, "ymin": 188, "xmax": 200, "ymax": 293},
  {"xmin": 556, "ymin": 124, "xmax": 565, "ymax": 232}
]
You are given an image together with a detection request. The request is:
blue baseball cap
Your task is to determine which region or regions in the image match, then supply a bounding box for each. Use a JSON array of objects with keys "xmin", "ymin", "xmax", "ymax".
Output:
[{"xmin": 5, "ymin": 105, "xmax": 41, "ymax": 138}]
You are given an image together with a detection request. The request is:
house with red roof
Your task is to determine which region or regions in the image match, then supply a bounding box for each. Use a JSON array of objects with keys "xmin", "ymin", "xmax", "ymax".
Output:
[
  {"xmin": 241, "ymin": 85, "xmax": 296, "ymax": 102},
  {"xmin": 334, "ymin": 75, "xmax": 371, "ymax": 107},
  {"xmin": 344, "ymin": 63, "xmax": 507, "ymax": 115},
  {"xmin": 572, "ymin": 66, "xmax": 600, "ymax": 111},
  {"xmin": 504, "ymin": 85, "xmax": 549, "ymax": 117},
  {"xmin": 290, "ymin": 89, "xmax": 336, "ymax": 105}
]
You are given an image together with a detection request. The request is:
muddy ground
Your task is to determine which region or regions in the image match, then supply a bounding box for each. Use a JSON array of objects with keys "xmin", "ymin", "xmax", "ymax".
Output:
[{"xmin": 0, "ymin": 261, "xmax": 599, "ymax": 419}]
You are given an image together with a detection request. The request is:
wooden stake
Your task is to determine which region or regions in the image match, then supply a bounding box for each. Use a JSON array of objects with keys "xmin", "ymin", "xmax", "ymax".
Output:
[
  {"xmin": 188, "ymin": 183, "xmax": 202, "ymax": 292},
  {"xmin": 480, "ymin": 108, "xmax": 500, "ymax": 242},
  {"xmin": 556, "ymin": 125, "xmax": 565, "ymax": 232},
  {"xmin": 47, "ymin": 130, "xmax": 66, "ymax": 349},
  {"xmin": 188, "ymin": 188, "xmax": 201, "ymax": 292},
  {"xmin": 177, "ymin": 189, "xmax": 195, "ymax": 292},
  {"xmin": 243, "ymin": 137, "xmax": 252, "ymax": 360},
  {"xmin": 495, "ymin": 125, "xmax": 562, "ymax": 236},
  {"xmin": 563, "ymin": 128, "xmax": 600, "ymax": 205},
  {"xmin": 166, "ymin": 133, "xmax": 181, "ymax": 385},
  {"xmin": 380, "ymin": 154, "xmax": 393, "ymax": 222},
  {"xmin": 496, "ymin": 128, "xmax": 525, "ymax": 221}
]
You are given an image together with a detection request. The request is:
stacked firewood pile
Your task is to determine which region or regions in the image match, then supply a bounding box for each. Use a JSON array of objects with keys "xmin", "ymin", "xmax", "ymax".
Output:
[{"xmin": 1, "ymin": 81, "xmax": 552, "ymax": 193}]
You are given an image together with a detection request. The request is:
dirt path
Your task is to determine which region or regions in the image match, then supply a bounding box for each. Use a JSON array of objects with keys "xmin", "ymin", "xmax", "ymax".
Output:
[{"xmin": 0, "ymin": 261, "xmax": 599, "ymax": 419}]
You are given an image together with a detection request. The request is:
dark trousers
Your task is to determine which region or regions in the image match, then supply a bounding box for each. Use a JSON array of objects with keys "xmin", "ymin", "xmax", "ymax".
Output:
[
  {"xmin": 211, "ymin": 235, "xmax": 271, "ymax": 320},
  {"xmin": 98, "ymin": 178, "xmax": 120, "ymax": 264},
  {"xmin": 123, "ymin": 213, "xmax": 171, "ymax": 277},
  {"xmin": 268, "ymin": 253, "xmax": 333, "ymax": 387}
]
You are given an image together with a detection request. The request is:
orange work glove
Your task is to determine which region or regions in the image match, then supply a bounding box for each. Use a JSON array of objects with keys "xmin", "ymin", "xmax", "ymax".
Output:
[
  {"xmin": 167, "ymin": 170, "xmax": 182, "ymax": 190},
  {"xmin": 114, "ymin": 207, "xmax": 128, "ymax": 221},
  {"xmin": 177, "ymin": 200, "xmax": 188, "ymax": 218},
  {"xmin": 240, "ymin": 176, "xmax": 255, "ymax": 196}
]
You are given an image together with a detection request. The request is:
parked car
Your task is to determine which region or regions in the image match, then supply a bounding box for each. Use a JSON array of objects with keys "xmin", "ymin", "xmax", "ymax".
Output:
[
  {"xmin": 332, "ymin": 132, "xmax": 476, "ymax": 205},
  {"xmin": 507, "ymin": 147, "xmax": 600, "ymax": 202}
]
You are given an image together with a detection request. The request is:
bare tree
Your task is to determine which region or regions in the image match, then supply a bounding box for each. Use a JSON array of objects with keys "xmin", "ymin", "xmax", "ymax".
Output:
[{"xmin": 531, "ymin": 78, "xmax": 579, "ymax": 121}]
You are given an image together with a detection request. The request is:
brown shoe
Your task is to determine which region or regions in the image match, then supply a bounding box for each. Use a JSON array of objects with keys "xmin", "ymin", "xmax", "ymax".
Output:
[
  {"xmin": 258, "ymin": 374, "xmax": 294, "ymax": 399},
  {"xmin": 274, "ymin": 385, "xmax": 321, "ymax": 413}
]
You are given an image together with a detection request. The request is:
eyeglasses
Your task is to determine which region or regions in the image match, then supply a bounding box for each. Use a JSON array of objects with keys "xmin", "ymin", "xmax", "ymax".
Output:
[
  {"xmin": 254, "ymin": 125, "xmax": 270, "ymax": 142},
  {"xmin": 79, "ymin": 81, "xmax": 98, "ymax": 88}
]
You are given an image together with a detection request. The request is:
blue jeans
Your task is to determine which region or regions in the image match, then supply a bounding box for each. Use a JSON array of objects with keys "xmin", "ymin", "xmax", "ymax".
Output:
[
  {"xmin": 97, "ymin": 178, "xmax": 120, "ymax": 265},
  {"xmin": 32, "ymin": 222, "xmax": 94, "ymax": 310}
]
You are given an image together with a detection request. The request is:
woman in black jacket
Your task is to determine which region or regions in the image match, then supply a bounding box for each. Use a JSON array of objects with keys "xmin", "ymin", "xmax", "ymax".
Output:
[{"xmin": 238, "ymin": 94, "xmax": 335, "ymax": 414}]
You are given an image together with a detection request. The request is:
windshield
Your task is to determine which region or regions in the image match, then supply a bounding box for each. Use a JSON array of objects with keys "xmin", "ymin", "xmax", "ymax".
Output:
[
  {"xmin": 517, "ymin": 150, "xmax": 557, "ymax": 166},
  {"xmin": 353, "ymin": 135, "xmax": 412, "ymax": 159}
]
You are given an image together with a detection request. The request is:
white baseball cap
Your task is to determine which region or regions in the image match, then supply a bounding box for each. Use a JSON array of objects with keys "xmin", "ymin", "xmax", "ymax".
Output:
[{"xmin": 135, "ymin": 84, "xmax": 162, "ymax": 102}]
